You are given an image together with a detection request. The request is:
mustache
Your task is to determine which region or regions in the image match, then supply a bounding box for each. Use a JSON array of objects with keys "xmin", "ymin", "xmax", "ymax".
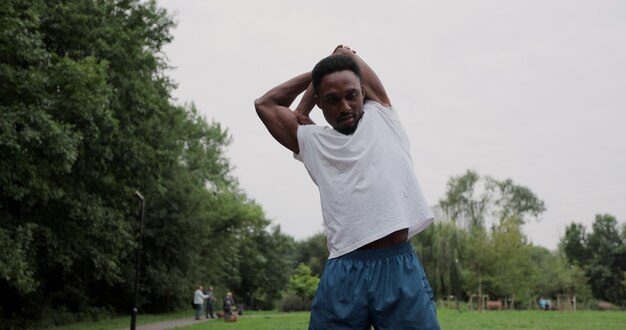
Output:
[{"xmin": 337, "ymin": 112, "xmax": 355, "ymax": 120}]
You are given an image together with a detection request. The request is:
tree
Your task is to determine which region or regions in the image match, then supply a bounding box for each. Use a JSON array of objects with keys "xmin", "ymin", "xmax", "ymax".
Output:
[
  {"xmin": 435, "ymin": 170, "xmax": 545, "ymax": 308},
  {"xmin": 560, "ymin": 214, "xmax": 626, "ymax": 305},
  {"xmin": 439, "ymin": 170, "xmax": 545, "ymax": 229},
  {"xmin": 295, "ymin": 232, "xmax": 329, "ymax": 277},
  {"xmin": 288, "ymin": 264, "xmax": 320, "ymax": 301},
  {"xmin": 585, "ymin": 214, "xmax": 625, "ymax": 304},
  {"xmin": 1, "ymin": 1, "xmax": 290, "ymax": 326},
  {"xmin": 560, "ymin": 223, "xmax": 590, "ymax": 266},
  {"xmin": 530, "ymin": 246, "xmax": 592, "ymax": 303},
  {"xmin": 237, "ymin": 223, "xmax": 296, "ymax": 310},
  {"xmin": 438, "ymin": 170, "xmax": 488, "ymax": 228},
  {"xmin": 412, "ymin": 222, "xmax": 465, "ymax": 302},
  {"xmin": 490, "ymin": 217, "xmax": 535, "ymax": 305},
  {"xmin": 460, "ymin": 226, "xmax": 496, "ymax": 310}
]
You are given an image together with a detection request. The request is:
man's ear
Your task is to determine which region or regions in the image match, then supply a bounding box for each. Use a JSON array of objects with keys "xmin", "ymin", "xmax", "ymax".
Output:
[{"xmin": 362, "ymin": 85, "xmax": 366, "ymax": 100}]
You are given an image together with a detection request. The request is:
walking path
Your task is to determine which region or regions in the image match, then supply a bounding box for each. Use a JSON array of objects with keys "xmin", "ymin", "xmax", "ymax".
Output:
[{"xmin": 118, "ymin": 316, "xmax": 217, "ymax": 330}]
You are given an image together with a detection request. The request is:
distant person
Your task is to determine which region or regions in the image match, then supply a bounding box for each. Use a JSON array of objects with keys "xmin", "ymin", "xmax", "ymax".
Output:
[
  {"xmin": 204, "ymin": 286, "xmax": 217, "ymax": 319},
  {"xmin": 223, "ymin": 292, "xmax": 235, "ymax": 321},
  {"xmin": 538, "ymin": 296, "xmax": 547, "ymax": 311},
  {"xmin": 193, "ymin": 285, "xmax": 209, "ymax": 320},
  {"xmin": 255, "ymin": 45, "xmax": 438, "ymax": 329}
]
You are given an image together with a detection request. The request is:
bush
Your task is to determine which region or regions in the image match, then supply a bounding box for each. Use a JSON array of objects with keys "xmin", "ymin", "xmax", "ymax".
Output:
[{"xmin": 280, "ymin": 295, "xmax": 311, "ymax": 312}]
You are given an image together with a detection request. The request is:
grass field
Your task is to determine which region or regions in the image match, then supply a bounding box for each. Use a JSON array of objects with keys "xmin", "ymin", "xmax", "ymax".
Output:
[
  {"xmin": 46, "ymin": 310, "xmax": 191, "ymax": 330},
  {"xmin": 178, "ymin": 309, "xmax": 626, "ymax": 330},
  {"xmin": 49, "ymin": 308, "xmax": 626, "ymax": 330}
]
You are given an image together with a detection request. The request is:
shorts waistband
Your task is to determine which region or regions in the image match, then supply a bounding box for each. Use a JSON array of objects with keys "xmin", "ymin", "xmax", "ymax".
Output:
[{"xmin": 339, "ymin": 241, "xmax": 413, "ymax": 261}]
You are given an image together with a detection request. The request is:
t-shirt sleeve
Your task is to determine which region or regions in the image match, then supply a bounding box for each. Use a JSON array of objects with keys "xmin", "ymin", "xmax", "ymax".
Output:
[
  {"xmin": 293, "ymin": 124, "xmax": 318, "ymax": 162},
  {"xmin": 365, "ymin": 100, "xmax": 399, "ymax": 119}
]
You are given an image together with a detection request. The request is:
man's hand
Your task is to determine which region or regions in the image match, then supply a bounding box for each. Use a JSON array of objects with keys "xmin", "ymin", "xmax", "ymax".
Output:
[
  {"xmin": 330, "ymin": 44, "xmax": 391, "ymax": 107},
  {"xmin": 333, "ymin": 44, "xmax": 357, "ymax": 56}
]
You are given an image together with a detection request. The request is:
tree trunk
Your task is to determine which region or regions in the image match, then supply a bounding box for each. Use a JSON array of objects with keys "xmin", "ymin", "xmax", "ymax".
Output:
[{"xmin": 478, "ymin": 276, "xmax": 483, "ymax": 312}]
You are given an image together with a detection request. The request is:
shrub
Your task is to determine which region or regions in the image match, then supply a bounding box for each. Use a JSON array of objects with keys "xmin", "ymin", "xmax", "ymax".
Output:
[{"xmin": 280, "ymin": 295, "xmax": 311, "ymax": 312}]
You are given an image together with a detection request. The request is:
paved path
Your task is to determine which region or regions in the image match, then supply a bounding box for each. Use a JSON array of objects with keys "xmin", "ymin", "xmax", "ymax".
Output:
[{"xmin": 118, "ymin": 316, "xmax": 217, "ymax": 330}]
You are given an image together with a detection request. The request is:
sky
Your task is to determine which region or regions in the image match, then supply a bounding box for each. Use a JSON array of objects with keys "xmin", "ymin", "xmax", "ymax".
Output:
[{"xmin": 157, "ymin": 0, "xmax": 626, "ymax": 250}]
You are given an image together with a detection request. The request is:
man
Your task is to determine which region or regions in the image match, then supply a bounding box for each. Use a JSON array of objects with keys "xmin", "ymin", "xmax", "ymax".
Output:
[
  {"xmin": 193, "ymin": 285, "xmax": 209, "ymax": 320},
  {"xmin": 204, "ymin": 286, "xmax": 216, "ymax": 318},
  {"xmin": 255, "ymin": 45, "xmax": 439, "ymax": 329}
]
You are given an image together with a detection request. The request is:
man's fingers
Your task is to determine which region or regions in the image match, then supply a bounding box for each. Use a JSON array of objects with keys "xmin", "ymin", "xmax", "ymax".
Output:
[{"xmin": 333, "ymin": 45, "xmax": 357, "ymax": 55}]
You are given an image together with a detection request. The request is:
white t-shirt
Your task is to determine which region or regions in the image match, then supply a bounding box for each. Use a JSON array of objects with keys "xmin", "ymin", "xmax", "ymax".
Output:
[{"xmin": 295, "ymin": 100, "xmax": 433, "ymax": 258}]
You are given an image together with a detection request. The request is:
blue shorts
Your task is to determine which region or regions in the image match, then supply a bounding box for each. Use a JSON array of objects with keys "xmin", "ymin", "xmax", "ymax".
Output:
[{"xmin": 309, "ymin": 241, "xmax": 440, "ymax": 330}]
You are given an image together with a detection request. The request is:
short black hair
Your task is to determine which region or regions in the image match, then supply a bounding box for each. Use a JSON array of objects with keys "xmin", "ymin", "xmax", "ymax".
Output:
[{"xmin": 312, "ymin": 55, "xmax": 361, "ymax": 94}]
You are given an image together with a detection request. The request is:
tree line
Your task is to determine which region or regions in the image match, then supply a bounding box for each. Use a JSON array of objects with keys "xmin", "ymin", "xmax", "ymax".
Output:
[
  {"xmin": 297, "ymin": 171, "xmax": 625, "ymax": 310},
  {"xmin": 1, "ymin": 1, "xmax": 624, "ymax": 328},
  {"xmin": 0, "ymin": 0, "xmax": 294, "ymax": 328}
]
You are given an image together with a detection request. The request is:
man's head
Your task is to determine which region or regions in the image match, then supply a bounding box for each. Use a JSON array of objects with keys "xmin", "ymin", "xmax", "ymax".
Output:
[{"xmin": 312, "ymin": 55, "xmax": 365, "ymax": 135}]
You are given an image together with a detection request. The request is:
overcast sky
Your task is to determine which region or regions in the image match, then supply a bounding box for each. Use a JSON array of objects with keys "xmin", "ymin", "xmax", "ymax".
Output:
[{"xmin": 157, "ymin": 0, "xmax": 625, "ymax": 250}]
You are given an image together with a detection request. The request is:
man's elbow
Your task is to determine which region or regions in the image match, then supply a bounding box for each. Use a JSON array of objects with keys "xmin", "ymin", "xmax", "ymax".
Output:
[{"xmin": 254, "ymin": 97, "xmax": 266, "ymax": 114}]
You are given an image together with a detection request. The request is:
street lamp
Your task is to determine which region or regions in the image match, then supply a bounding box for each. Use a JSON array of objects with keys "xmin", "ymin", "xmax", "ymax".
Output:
[{"xmin": 131, "ymin": 191, "xmax": 145, "ymax": 330}]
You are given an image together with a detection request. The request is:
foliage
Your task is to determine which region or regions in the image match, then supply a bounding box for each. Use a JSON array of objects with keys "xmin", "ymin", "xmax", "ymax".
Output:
[
  {"xmin": 234, "ymin": 223, "xmax": 296, "ymax": 310},
  {"xmin": 561, "ymin": 214, "xmax": 626, "ymax": 305},
  {"xmin": 288, "ymin": 264, "xmax": 320, "ymax": 301},
  {"xmin": 294, "ymin": 232, "xmax": 328, "ymax": 276},
  {"xmin": 489, "ymin": 217, "xmax": 535, "ymax": 302},
  {"xmin": 438, "ymin": 170, "xmax": 545, "ymax": 229},
  {"xmin": 560, "ymin": 223, "xmax": 590, "ymax": 266},
  {"xmin": 416, "ymin": 170, "xmax": 603, "ymax": 309},
  {"xmin": 0, "ymin": 0, "xmax": 293, "ymax": 326},
  {"xmin": 279, "ymin": 295, "xmax": 311, "ymax": 312},
  {"xmin": 412, "ymin": 221, "xmax": 464, "ymax": 301}
]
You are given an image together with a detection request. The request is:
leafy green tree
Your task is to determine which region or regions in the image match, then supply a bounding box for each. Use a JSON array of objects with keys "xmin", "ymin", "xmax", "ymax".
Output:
[
  {"xmin": 490, "ymin": 217, "xmax": 535, "ymax": 305},
  {"xmin": 1, "ymin": 0, "xmax": 293, "ymax": 326},
  {"xmin": 586, "ymin": 214, "xmax": 625, "ymax": 304},
  {"xmin": 529, "ymin": 246, "xmax": 592, "ymax": 304},
  {"xmin": 439, "ymin": 170, "xmax": 545, "ymax": 229},
  {"xmin": 412, "ymin": 222, "xmax": 465, "ymax": 302},
  {"xmin": 426, "ymin": 170, "xmax": 546, "ymax": 308},
  {"xmin": 460, "ymin": 226, "xmax": 496, "ymax": 309},
  {"xmin": 295, "ymin": 232, "xmax": 328, "ymax": 276},
  {"xmin": 560, "ymin": 223, "xmax": 590, "ymax": 266},
  {"xmin": 560, "ymin": 214, "xmax": 626, "ymax": 305},
  {"xmin": 439, "ymin": 170, "xmax": 487, "ymax": 228},
  {"xmin": 237, "ymin": 223, "xmax": 296, "ymax": 310},
  {"xmin": 288, "ymin": 264, "xmax": 320, "ymax": 300}
]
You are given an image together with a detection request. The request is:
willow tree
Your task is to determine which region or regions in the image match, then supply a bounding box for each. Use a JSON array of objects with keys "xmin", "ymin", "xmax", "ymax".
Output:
[{"xmin": 438, "ymin": 170, "xmax": 545, "ymax": 229}]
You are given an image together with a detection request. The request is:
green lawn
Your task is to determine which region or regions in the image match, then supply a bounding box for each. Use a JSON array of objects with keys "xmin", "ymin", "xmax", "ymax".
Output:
[
  {"xmin": 48, "ymin": 309, "xmax": 626, "ymax": 330},
  {"xmin": 46, "ymin": 310, "xmax": 191, "ymax": 330},
  {"xmin": 437, "ymin": 309, "xmax": 626, "ymax": 330},
  {"xmin": 179, "ymin": 309, "xmax": 626, "ymax": 330}
]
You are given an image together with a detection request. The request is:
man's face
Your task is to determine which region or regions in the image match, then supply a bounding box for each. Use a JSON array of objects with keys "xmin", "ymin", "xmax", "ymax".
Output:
[{"xmin": 316, "ymin": 70, "xmax": 365, "ymax": 135}]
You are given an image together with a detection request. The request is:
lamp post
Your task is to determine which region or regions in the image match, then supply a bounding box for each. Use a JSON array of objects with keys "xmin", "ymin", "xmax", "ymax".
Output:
[{"xmin": 131, "ymin": 191, "xmax": 145, "ymax": 330}]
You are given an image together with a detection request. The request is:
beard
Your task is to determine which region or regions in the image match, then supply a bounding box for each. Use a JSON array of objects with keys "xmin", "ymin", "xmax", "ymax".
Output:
[{"xmin": 335, "ymin": 112, "xmax": 362, "ymax": 135}]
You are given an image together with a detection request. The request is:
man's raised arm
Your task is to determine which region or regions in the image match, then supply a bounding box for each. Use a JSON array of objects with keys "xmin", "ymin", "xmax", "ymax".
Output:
[
  {"xmin": 254, "ymin": 72, "xmax": 314, "ymax": 154},
  {"xmin": 332, "ymin": 45, "xmax": 391, "ymax": 107}
]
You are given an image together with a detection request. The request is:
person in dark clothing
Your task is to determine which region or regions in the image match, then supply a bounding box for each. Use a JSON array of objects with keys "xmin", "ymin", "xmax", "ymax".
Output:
[{"xmin": 204, "ymin": 286, "xmax": 216, "ymax": 318}]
